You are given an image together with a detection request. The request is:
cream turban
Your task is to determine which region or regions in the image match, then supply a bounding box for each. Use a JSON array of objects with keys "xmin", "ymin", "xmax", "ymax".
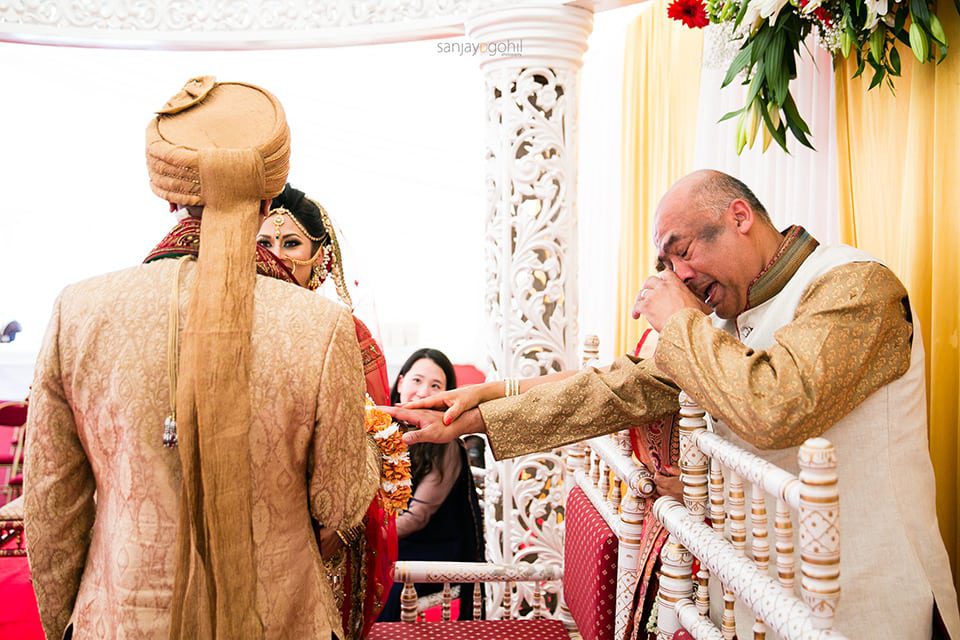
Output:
[{"xmin": 146, "ymin": 77, "xmax": 290, "ymax": 640}]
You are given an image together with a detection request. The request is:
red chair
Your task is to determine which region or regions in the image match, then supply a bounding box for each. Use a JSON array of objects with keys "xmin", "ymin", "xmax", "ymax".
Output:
[
  {"xmin": 366, "ymin": 482, "xmax": 623, "ymax": 640},
  {"xmin": 0, "ymin": 401, "xmax": 28, "ymax": 507},
  {"xmin": 453, "ymin": 364, "xmax": 486, "ymax": 387}
]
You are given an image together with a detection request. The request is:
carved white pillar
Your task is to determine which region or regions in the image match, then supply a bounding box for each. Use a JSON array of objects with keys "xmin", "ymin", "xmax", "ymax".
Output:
[
  {"xmin": 469, "ymin": 4, "xmax": 593, "ymax": 620},
  {"xmin": 472, "ymin": 3, "xmax": 592, "ymax": 381}
]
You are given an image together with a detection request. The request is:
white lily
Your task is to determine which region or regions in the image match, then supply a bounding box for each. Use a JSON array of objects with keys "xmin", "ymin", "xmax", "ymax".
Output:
[
  {"xmin": 864, "ymin": 0, "xmax": 889, "ymax": 31},
  {"xmin": 801, "ymin": 0, "xmax": 823, "ymax": 13},
  {"xmin": 739, "ymin": 0, "xmax": 765, "ymax": 33},
  {"xmin": 757, "ymin": 0, "xmax": 792, "ymax": 25}
]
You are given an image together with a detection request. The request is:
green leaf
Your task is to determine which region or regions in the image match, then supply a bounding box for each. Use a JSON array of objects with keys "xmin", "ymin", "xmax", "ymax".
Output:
[
  {"xmin": 751, "ymin": 27, "xmax": 775, "ymax": 65},
  {"xmin": 853, "ymin": 52, "xmax": 867, "ymax": 78},
  {"xmin": 764, "ymin": 30, "xmax": 789, "ymax": 105},
  {"xmin": 745, "ymin": 62, "xmax": 766, "ymax": 108},
  {"xmin": 785, "ymin": 114, "xmax": 815, "ymax": 150},
  {"xmin": 719, "ymin": 107, "xmax": 745, "ymax": 122},
  {"xmin": 910, "ymin": 0, "xmax": 930, "ymax": 28},
  {"xmin": 889, "ymin": 45, "xmax": 902, "ymax": 75},
  {"xmin": 734, "ymin": 0, "xmax": 751, "ymax": 30},
  {"xmin": 929, "ymin": 14, "xmax": 948, "ymax": 47},
  {"xmin": 782, "ymin": 91, "xmax": 811, "ymax": 135},
  {"xmin": 869, "ymin": 26, "xmax": 885, "ymax": 62},
  {"xmin": 894, "ymin": 6, "xmax": 908, "ymax": 33},
  {"xmin": 722, "ymin": 41, "xmax": 755, "ymax": 88},
  {"xmin": 868, "ymin": 63, "xmax": 886, "ymax": 89}
]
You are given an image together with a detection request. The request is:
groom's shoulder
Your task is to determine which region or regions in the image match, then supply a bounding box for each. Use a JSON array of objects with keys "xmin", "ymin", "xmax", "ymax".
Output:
[
  {"xmin": 59, "ymin": 261, "xmax": 173, "ymax": 309},
  {"xmin": 253, "ymin": 275, "xmax": 347, "ymax": 322}
]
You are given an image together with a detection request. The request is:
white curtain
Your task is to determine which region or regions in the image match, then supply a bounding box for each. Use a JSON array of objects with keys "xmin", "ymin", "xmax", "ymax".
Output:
[
  {"xmin": 693, "ymin": 31, "xmax": 840, "ymax": 244},
  {"xmin": 577, "ymin": 3, "xmax": 653, "ymax": 362}
]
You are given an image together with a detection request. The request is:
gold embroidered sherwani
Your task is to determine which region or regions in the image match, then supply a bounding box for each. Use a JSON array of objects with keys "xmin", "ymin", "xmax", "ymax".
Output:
[
  {"xmin": 481, "ymin": 229, "xmax": 960, "ymax": 639},
  {"xmin": 24, "ymin": 259, "xmax": 378, "ymax": 640}
]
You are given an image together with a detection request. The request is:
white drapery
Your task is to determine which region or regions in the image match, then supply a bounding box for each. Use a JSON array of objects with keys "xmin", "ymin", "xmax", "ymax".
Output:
[
  {"xmin": 692, "ymin": 31, "xmax": 840, "ymax": 245},
  {"xmin": 577, "ymin": 3, "xmax": 653, "ymax": 362}
]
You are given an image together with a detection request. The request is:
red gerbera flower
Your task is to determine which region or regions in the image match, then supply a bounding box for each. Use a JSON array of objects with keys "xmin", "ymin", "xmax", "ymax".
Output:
[
  {"xmin": 799, "ymin": 0, "xmax": 834, "ymax": 24},
  {"xmin": 668, "ymin": 0, "xmax": 710, "ymax": 29}
]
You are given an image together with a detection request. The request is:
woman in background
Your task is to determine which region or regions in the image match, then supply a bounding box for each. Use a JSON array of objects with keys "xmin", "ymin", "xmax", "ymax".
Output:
[{"xmin": 377, "ymin": 348, "xmax": 485, "ymax": 621}]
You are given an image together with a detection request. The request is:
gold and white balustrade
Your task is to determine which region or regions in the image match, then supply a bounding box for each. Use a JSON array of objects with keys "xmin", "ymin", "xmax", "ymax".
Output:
[
  {"xmin": 654, "ymin": 393, "xmax": 844, "ymax": 640},
  {"xmin": 395, "ymin": 561, "xmax": 561, "ymax": 623}
]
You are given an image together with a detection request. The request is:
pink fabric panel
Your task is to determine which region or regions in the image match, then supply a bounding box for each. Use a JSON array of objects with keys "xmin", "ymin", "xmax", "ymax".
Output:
[
  {"xmin": 562, "ymin": 486, "xmax": 617, "ymax": 640},
  {"xmin": 368, "ymin": 619, "xmax": 569, "ymax": 639}
]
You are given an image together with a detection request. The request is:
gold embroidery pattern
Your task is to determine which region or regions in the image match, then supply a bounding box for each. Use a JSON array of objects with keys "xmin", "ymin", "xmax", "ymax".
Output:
[
  {"xmin": 481, "ymin": 358, "xmax": 679, "ymax": 460},
  {"xmin": 24, "ymin": 260, "xmax": 377, "ymax": 640},
  {"xmin": 656, "ymin": 262, "xmax": 912, "ymax": 449}
]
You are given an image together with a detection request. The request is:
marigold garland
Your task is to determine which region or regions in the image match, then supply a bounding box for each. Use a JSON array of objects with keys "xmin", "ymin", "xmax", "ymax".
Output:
[{"xmin": 364, "ymin": 397, "xmax": 412, "ymax": 516}]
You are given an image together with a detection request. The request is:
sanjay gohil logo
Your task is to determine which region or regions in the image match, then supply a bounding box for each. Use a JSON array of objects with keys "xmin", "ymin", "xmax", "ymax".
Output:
[{"xmin": 436, "ymin": 40, "xmax": 523, "ymax": 57}]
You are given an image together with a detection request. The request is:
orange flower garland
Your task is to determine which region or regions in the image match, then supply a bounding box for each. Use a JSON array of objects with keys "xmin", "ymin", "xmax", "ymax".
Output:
[{"xmin": 364, "ymin": 397, "xmax": 412, "ymax": 516}]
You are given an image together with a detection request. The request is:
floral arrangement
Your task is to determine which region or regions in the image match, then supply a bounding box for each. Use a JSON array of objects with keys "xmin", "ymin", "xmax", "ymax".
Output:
[
  {"xmin": 364, "ymin": 397, "xmax": 413, "ymax": 517},
  {"xmin": 668, "ymin": 0, "xmax": 955, "ymax": 152}
]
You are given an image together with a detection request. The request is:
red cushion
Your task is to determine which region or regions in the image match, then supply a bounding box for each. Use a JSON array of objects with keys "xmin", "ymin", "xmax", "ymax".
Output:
[
  {"xmin": 563, "ymin": 486, "xmax": 617, "ymax": 640},
  {"xmin": 421, "ymin": 598, "xmax": 460, "ymax": 622},
  {"xmin": 453, "ymin": 365, "xmax": 486, "ymax": 387},
  {"xmin": 368, "ymin": 619, "xmax": 569, "ymax": 640},
  {"xmin": 0, "ymin": 557, "xmax": 43, "ymax": 639},
  {"xmin": 0, "ymin": 403, "xmax": 27, "ymax": 428}
]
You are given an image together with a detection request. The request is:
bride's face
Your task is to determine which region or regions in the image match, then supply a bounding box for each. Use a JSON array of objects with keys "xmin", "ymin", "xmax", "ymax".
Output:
[
  {"xmin": 257, "ymin": 214, "xmax": 315, "ymax": 287},
  {"xmin": 397, "ymin": 358, "xmax": 448, "ymax": 404}
]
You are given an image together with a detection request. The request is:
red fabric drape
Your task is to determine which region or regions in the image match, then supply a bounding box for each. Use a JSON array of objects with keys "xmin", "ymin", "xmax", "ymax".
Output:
[{"xmin": 349, "ymin": 316, "xmax": 396, "ymax": 638}]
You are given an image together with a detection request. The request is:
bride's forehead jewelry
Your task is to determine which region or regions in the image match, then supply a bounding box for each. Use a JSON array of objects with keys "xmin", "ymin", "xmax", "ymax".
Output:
[
  {"xmin": 269, "ymin": 206, "xmax": 325, "ymax": 243},
  {"xmin": 272, "ymin": 212, "xmax": 284, "ymax": 243}
]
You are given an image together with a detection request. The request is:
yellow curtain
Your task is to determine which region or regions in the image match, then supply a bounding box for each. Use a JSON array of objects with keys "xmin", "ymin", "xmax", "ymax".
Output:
[
  {"xmin": 835, "ymin": 9, "xmax": 960, "ymax": 592},
  {"xmin": 615, "ymin": 2, "xmax": 704, "ymax": 355}
]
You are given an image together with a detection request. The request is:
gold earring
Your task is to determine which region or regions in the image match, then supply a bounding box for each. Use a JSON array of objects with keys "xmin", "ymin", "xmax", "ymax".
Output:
[{"xmin": 307, "ymin": 264, "xmax": 323, "ymax": 291}]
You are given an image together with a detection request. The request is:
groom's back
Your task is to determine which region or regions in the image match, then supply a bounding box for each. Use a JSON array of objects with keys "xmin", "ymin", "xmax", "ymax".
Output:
[{"xmin": 31, "ymin": 257, "xmax": 360, "ymax": 638}]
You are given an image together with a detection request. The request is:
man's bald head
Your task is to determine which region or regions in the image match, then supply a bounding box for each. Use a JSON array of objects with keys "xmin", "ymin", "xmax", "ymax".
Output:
[
  {"xmin": 657, "ymin": 169, "xmax": 771, "ymax": 227},
  {"xmin": 652, "ymin": 171, "xmax": 783, "ymax": 319}
]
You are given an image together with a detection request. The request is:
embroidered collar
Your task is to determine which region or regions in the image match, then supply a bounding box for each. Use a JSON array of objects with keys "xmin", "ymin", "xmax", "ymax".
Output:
[
  {"xmin": 145, "ymin": 217, "xmax": 298, "ymax": 285},
  {"xmin": 745, "ymin": 225, "xmax": 819, "ymax": 310}
]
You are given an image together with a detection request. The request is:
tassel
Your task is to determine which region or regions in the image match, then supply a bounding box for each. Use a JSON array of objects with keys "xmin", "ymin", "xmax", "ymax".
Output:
[{"xmin": 163, "ymin": 415, "xmax": 178, "ymax": 448}]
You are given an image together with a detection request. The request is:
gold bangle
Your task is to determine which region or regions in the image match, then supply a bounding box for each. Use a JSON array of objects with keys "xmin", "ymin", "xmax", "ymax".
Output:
[
  {"xmin": 336, "ymin": 522, "xmax": 365, "ymax": 547},
  {"xmin": 504, "ymin": 378, "xmax": 521, "ymax": 398}
]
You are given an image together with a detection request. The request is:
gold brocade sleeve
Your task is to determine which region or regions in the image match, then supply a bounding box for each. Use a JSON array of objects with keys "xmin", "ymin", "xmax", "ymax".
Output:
[
  {"xmin": 480, "ymin": 356, "xmax": 679, "ymax": 460},
  {"xmin": 23, "ymin": 293, "xmax": 96, "ymax": 640},
  {"xmin": 655, "ymin": 262, "xmax": 912, "ymax": 450},
  {"xmin": 309, "ymin": 307, "xmax": 378, "ymax": 531}
]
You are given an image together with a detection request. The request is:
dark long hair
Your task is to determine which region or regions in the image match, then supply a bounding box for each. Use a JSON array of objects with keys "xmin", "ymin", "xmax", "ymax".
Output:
[
  {"xmin": 270, "ymin": 183, "xmax": 330, "ymax": 253},
  {"xmin": 391, "ymin": 348, "xmax": 457, "ymax": 485}
]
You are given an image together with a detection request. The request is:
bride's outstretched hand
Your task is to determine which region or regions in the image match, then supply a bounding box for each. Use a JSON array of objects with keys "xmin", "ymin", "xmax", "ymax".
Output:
[
  {"xmin": 401, "ymin": 383, "xmax": 493, "ymax": 426},
  {"xmin": 380, "ymin": 405, "xmax": 487, "ymax": 445}
]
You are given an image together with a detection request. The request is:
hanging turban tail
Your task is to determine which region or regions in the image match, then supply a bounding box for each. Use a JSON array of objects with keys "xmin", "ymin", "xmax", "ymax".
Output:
[{"xmin": 146, "ymin": 77, "xmax": 290, "ymax": 640}]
